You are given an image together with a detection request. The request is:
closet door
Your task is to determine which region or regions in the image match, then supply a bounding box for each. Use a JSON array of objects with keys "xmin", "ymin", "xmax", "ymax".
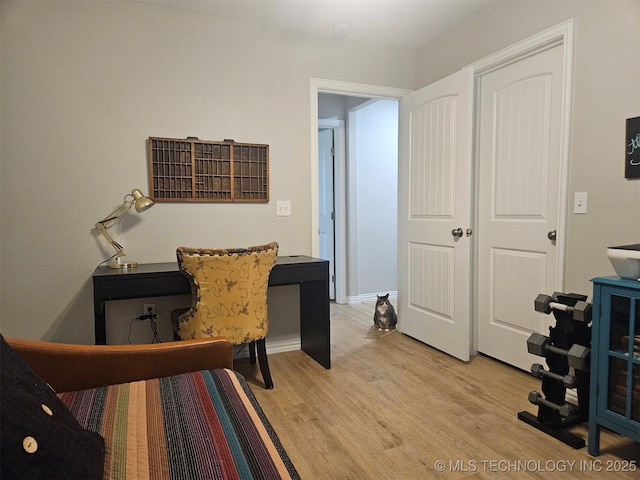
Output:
[{"xmin": 476, "ymin": 44, "xmax": 565, "ymax": 370}]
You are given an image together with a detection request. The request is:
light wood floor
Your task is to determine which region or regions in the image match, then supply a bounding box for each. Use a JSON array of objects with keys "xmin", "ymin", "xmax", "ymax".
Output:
[{"xmin": 234, "ymin": 302, "xmax": 640, "ymax": 479}]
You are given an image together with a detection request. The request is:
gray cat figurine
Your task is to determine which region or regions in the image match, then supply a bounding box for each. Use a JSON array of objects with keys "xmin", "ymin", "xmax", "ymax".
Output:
[{"xmin": 373, "ymin": 294, "xmax": 397, "ymax": 331}]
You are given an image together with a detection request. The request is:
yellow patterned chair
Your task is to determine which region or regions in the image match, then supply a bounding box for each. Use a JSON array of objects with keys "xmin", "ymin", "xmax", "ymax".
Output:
[{"xmin": 171, "ymin": 241, "xmax": 279, "ymax": 389}]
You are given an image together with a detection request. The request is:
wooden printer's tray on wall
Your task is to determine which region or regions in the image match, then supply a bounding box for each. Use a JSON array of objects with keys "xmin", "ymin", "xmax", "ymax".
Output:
[{"xmin": 147, "ymin": 137, "xmax": 269, "ymax": 203}]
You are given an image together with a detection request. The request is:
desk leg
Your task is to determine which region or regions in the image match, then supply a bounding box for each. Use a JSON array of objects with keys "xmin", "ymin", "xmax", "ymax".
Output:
[
  {"xmin": 94, "ymin": 285, "xmax": 107, "ymax": 344},
  {"xmin": 300, "ymin": 280, "xmax": 330, "ymax": 369}
]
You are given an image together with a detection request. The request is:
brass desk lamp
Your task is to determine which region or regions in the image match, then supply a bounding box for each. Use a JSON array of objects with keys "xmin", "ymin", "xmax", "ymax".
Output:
[{"xmin": 95, "ymin": 188, "xmax": 154, "ymax": 268}]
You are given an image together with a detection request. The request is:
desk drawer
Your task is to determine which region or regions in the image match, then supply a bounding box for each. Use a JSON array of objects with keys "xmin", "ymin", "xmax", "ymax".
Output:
[
  {"xmin": 269, "ymin": 263, "xmax": 328, "ymax": 286},
  {"xmin": 95, "ymin": 274, "xmax": 191, "ymax": 300}
]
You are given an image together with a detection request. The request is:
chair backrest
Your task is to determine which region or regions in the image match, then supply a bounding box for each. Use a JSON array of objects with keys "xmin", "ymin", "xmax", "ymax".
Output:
[{"xmin": 176, "ymin": 242, "xmax": 278, "ymax": 344}]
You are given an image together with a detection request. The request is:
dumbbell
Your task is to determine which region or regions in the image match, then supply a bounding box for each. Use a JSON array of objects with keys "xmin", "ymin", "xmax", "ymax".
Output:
[
  {"xmin": 534, "ymin": 293, "xmax": 592, "ymax": 322},
  {"xmin": 528, "ymin": 391, "xmax": 577, "ymax": 417},
  {"xmin": 530, "ymin": 363, "xmax": 577, "ymax": 388},
  {"xmin": 526, "ymin": 333, "xmax": 590, "ymax": 370}
]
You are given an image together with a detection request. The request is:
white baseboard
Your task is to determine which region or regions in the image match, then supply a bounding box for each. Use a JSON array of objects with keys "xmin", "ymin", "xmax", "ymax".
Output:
[
  {"xmin": 233, "ymin": 338, "xmax": 301, "ymax": 358},
  {"xmin": 267, "ymin": 339, "xmax": 301, "ymax": 354},
  {"xmin": 347, "ymin": 291, "xmax": 398, "ymax": 304},
  {"xmin": 565, "ymin": 388, "xmax": 579, "ymax": 406}
]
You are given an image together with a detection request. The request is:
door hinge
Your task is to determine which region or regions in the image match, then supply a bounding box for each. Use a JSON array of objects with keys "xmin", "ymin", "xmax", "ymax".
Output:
[
  {"xmin": 331, "ymin": 274, "xmax": 336, "ymax": 283},
  {"xmin": 331, "ymin": 211, "xmax": 335, "ymax": 220},
  {"xmin": 330, "ymin": 147, "xmax": 335, "ymax": 156}
]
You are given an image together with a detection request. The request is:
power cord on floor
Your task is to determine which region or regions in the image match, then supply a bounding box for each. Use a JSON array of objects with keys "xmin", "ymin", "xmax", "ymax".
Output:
[
  {"xmin": 149, "ymin": 316, "xmax": 161, "ymax": 344},
  {"xmin": 127, "ymin": 318, "xmax": 137, "ymax": 344},
  {"xmin": 127, "ymin": 308, "xmax": 162, "ymax": 344},
  {"xmin": 234, "ymin": 344, "xmax": 248, "ymax": 359}
]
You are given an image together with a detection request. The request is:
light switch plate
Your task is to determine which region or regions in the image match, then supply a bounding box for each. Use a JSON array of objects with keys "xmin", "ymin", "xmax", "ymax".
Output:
[
  {"xmin": 276, "ymin": 201, "xmax": 292, "ymax": 216},
  {"xmin": 574, "ymin": 192, "xmax": 587, "ymax": 214}
]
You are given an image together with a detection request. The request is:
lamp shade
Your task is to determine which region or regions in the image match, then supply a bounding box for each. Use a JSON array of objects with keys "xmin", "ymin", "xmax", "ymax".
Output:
[{"xmin": 131, "ymin": 188, "xmax": 155, "ymax": 213}]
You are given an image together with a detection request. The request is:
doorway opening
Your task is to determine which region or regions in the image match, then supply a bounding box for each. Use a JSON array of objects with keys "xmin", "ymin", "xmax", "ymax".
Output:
[{"xmin": 314, "ymin": 85, "xmax": 407, "ymax": 304}]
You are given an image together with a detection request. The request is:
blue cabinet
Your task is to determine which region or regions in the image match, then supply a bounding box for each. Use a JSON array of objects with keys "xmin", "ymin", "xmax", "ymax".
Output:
[{"xmin": 588, "ymin": 276, "xmax": 640, "ymax": 455}]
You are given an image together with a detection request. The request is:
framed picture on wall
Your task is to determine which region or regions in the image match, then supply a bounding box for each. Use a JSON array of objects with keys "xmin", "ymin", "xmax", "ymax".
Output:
[{"xmin": 625, "ymin": 116, "xmax": 640, "ymax": 179}]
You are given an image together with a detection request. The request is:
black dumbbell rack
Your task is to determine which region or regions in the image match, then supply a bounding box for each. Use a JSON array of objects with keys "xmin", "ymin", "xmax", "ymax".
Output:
[{"xmin": 518, "ymin": 292, "xmax": 591, "ymax": 449}]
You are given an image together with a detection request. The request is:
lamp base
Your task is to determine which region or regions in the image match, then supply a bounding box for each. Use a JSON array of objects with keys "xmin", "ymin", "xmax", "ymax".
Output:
[{"xmin": 109, "ymin": 258, "xmax": 138, "ymax": 269}]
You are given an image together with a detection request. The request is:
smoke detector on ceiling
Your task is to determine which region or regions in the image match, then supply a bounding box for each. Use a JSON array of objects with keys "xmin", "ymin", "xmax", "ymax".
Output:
[{"xmin": 332, "ymin": 22, "xmax": 351, "ymax": 39}]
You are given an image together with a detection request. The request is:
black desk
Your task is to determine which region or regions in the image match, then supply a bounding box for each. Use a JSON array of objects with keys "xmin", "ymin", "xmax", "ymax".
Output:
[{"xmin": 92, "ymin": 256, "xmax": 331, "ymax": 368}]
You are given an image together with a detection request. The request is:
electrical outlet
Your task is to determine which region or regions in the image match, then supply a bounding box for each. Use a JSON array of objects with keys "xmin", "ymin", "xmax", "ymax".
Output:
[{"xmin": 143, "ymin": 304, "xmax": 156, "ymax": 316}]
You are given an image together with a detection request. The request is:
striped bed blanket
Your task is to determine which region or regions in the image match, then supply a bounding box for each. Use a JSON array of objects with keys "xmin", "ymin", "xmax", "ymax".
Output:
[{"xmin": 58, "ymin": 369, "xmax": 299, "ymax": 480}]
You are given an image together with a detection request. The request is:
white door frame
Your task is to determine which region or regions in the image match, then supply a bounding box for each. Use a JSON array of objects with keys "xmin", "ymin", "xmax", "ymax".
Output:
[
  {"xmin": 469, "ymin": 22, "xmax": 575, "ymax": 347},
  {"xmin": 310, "ymin": 79, "xmax": 411, "ymax": 304}
]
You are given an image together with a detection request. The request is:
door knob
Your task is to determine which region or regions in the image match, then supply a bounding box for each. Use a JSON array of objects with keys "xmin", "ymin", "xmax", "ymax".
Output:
[
  {"xmin": 547, "ymin": 230, "xmax": 557, "ymax": 241},
  {"xmin": 452, "ymin": 228, "xmax": 463, "ymax": 238}
]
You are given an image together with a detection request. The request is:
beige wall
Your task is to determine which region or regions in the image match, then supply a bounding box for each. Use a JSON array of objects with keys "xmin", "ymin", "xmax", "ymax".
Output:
[
  {"xmin": 2, "ymin": 0, "xmax": 638, "ymax": 345},
  {"xmin": 416, "ymin": 0, "xmax": 640, "ymax": 296},
  {"xmin": 0, "ymin": 1, "xmax": 414, "ymax": 342}
]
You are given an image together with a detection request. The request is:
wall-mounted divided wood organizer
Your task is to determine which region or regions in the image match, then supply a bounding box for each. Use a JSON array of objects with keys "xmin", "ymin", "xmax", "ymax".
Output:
[{"xmin": 148, "ymin": 137, "xmax": 269, "ymax": 202}]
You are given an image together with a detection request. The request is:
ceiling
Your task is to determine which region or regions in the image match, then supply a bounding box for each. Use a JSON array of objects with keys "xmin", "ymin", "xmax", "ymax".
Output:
[{"xmin": 132, "ymin": 0, "xmax": 500, "ymax": 51}]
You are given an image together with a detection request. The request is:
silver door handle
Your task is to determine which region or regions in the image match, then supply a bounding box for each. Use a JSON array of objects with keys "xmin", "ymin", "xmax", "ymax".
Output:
[
  {"xmin": 452, "ymin": 228, "xmax": 463, "ymax": 238},
  {"xmin": 547, "ymin": 230, "xmax": 557, "ymax": 241}
]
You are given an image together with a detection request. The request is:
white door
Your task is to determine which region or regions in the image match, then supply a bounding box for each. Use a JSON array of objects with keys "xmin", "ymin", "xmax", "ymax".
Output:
[
  {"xmin": 318, "ymin": 127, "xmax": 336, "ymax": 299},
  {"xmin": 477, "ymin": 44, "xmax": 565, "ymax": 370},
  {"xmin": 398, "ymin": 67, "xmax": 474, "ymax": 361}
]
